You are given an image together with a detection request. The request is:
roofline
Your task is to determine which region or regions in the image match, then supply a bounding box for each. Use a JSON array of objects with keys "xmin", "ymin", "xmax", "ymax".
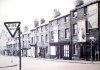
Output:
[
  {"xmin": 36, "ymin": 23, "xmax": 49, "ymax": 28},
  {"xmin": 30, "ymin": 28, "xmax": 36, "ymax": 31},
  {"xmin": 49, "ymin": 14, "xmax": 70, "ymax": 22}
]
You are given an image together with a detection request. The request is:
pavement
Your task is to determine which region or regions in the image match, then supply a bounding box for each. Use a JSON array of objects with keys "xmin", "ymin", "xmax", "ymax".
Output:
[
  {"xmin": 34, "ymin": 57, "xmax": 100, "ymax": 64},
  {"xmin": 0, "ymin": 55, "xmax": 100, "ymax": 70},
  {"xmin": 0, "ymin": 55, "xmax": 19, "ymax": 69}
]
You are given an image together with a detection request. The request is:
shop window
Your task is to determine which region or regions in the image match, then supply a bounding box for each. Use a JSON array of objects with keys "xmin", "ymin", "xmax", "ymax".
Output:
[{"xmin": 64, "ymin": 45, "xmax": 69, "ymax": 57}]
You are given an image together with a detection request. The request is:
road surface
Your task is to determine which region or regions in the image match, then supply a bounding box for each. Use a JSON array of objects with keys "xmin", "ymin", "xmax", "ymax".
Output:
[{"xmin": 0, "ymin": 55, "xmax": 100, "ymax": 70}]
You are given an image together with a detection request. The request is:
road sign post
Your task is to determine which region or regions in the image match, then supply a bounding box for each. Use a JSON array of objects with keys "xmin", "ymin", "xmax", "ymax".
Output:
[
  {"xmin": 4, "ymin": 22, "xmax": 21, "ymax": 70},
  {"xmin": 18, "ymin": 27, "xmax": 21, "ymax": 70}
]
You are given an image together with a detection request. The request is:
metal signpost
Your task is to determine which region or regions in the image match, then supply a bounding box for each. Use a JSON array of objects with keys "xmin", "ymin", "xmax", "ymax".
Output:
[{"xmin": 4, "ymin": 22, "xmax": 21, "ymax": 70}]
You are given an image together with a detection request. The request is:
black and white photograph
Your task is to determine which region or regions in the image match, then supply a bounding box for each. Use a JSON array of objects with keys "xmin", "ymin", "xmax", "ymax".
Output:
[{"xmin": 0, "ymin": 0, "xmax": 100, "ymax": 70}]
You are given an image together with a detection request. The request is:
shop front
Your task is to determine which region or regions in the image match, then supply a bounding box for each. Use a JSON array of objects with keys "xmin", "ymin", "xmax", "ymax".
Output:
[{"xmin": 50, "ymin": 41, "xmax": 71, "ymax": 60}]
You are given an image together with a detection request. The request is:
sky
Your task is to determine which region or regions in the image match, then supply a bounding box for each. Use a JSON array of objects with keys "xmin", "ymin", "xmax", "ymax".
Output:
[{"xmin": 0, "ymin": 0, "xmax": 75, "ymax": 32}]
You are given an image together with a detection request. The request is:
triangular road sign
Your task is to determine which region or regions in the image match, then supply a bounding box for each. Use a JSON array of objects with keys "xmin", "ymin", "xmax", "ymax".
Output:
[{"xmin": 4, "ymin": 22, "xmax": 21, "ymax": 37}]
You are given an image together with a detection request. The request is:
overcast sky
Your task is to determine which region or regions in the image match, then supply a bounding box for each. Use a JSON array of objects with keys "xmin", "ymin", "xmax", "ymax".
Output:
[{"xmin": 0, "ymin": 0, "xmax": 75, "ymax": 32}]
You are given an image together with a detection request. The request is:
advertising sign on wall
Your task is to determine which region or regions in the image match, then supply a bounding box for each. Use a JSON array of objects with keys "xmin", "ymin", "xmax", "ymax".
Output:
[
  {"xmin": 77, "ymin": 19, "xmax": 86, "ymax": 42},
  {"xmin": 87, "ymin": 3, "xmax": 98, "ymax": 29}
]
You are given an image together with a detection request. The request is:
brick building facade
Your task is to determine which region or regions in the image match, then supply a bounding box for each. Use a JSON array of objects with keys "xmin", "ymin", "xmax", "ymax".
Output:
[
  {"xmin": 49, "ymin": 14, "xmax": 71, "ymax": 59},
  {"xmin": 70, "ymin": 0, "xmax": 100, "ymax": 60}
]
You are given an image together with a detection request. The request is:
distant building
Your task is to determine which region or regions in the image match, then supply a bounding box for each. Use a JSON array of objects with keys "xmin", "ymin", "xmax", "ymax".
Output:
[
  {"xmin": 0, "ymin": 30, "xmax": 8, "ymax": 55},
  {"xmin": 36, "ymin": 23, "xmax": 49, "ymax": 58},
  {"xmin": 6, "ymin": 31, "xmax": 19, "ymax": 56},
  {"xmin": 21, "ymin": 31, "xmax": 31, "ymax": 57},
  {"xmin": 30, "ymin": 28, "xmax": 37, "ymax": 57}
]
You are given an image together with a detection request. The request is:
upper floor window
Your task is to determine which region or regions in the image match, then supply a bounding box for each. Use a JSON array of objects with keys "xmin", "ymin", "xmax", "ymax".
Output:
[
  {"xmin": 73, "ymin": 23, "xmax": 77, "ymax": 34},
  {"xmin": 23, "ymin": 41, "xmax": 24, "ymax": 46},
  {"xmin": 41, "ymin": 26, "xmax": 43, "ymax": 32},
  {"xmin": 84, "ymin": 7, "xmax": 87, "ymax": 15},
  {"xmin": 45, "ymin": 34, "xmax": 48, "ymax": 42},
  {"xmin": 41, "ymin": 35, "xmax": 43, "ymax": 43},
  {"xmin": 45, "ymin": 25, "xmax": 48, "ymax": 31},
  {"xmin": 65, "ymin": 16, "xmax": 69, "ymax": 23},
  {"xmin": 58, "ymin": 30, "xmax": 60, "ymax": 39},
  {"xmin": 37, "ymin": 28, "xmax": 39, "ymax": 32},
  {"xmin": 51, "ymin": 22, "xmax": 53, "ymax": 27},
  {"xmin": 23, "ymin": 35, "xmax": 24, "ymax": 38},
  {"xmin": 31, "ymin": 37, "xmax": 33, "ymax": 43},
  {"xmin": 34, "ymin": 37, "xmax": 35, "ymax": 44},
  {"xmin": 73, "ymin": 11, "xmax": 77, "ymax": 17},
  {"xmin": 51, "ymin": 31, "xmax": 54, "ymax": 40},
  {"xmin": 28, "ymin": 34, "xmax": 29, "ymax": 38},
  {"xmin": 65, "ymin": 28, "xmax": 69, "ymax": 38},
  {"xmin": 37, "ymin": 36, "xmax": 39, "ymax": 42},
  {"xmin": 34, "ymin": 31, "xmax": 35, "ymax": 34}
]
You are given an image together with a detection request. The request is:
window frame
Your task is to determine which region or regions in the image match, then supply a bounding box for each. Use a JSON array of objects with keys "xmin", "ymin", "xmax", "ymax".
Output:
[
  {"xmin": 64, "ymin": 45, "xmax": 69, "ymax": 57},
  {"xmin": 41, "ymin": 35, "xmax": 43, "ymax": 43},
  {"xmin": 51, "ymin": 31, "xmax": 54, "ymax": 40},
  {"xmin": 73, "ymin": 23, "xmax": 77, "ymax": 35},
  {"xmin": 65, "ymin": 28, "xmax": 69, "ymax": 38},
  {"xmin": 73, "ymin": 11, "xmax": 77, "ymax": 18},
  {"xmin": 45, "ymin": 34, "xmax": 48, "ymax": 42},
  {"xmin": 65, "ymin": 16, "xmax": 69, "ymax": 23}
]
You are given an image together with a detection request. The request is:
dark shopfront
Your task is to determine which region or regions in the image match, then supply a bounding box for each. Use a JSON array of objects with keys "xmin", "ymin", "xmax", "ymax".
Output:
[
  {"xmin": 39, "ymin": 47, "xmax": 48, "ymax": 58},
  {"xmin": 78, "ymin": 40, "xmax": 99, "ymax": 61},
  {"xmin": 50, "ymin": 41, "xmax": 71, "ymax": 60}
]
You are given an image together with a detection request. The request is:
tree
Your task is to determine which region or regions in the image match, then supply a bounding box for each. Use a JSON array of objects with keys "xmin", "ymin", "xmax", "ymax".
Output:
[{"xmin": 54, "ymin": 9, "xmax": 61, "ymax": 18}]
